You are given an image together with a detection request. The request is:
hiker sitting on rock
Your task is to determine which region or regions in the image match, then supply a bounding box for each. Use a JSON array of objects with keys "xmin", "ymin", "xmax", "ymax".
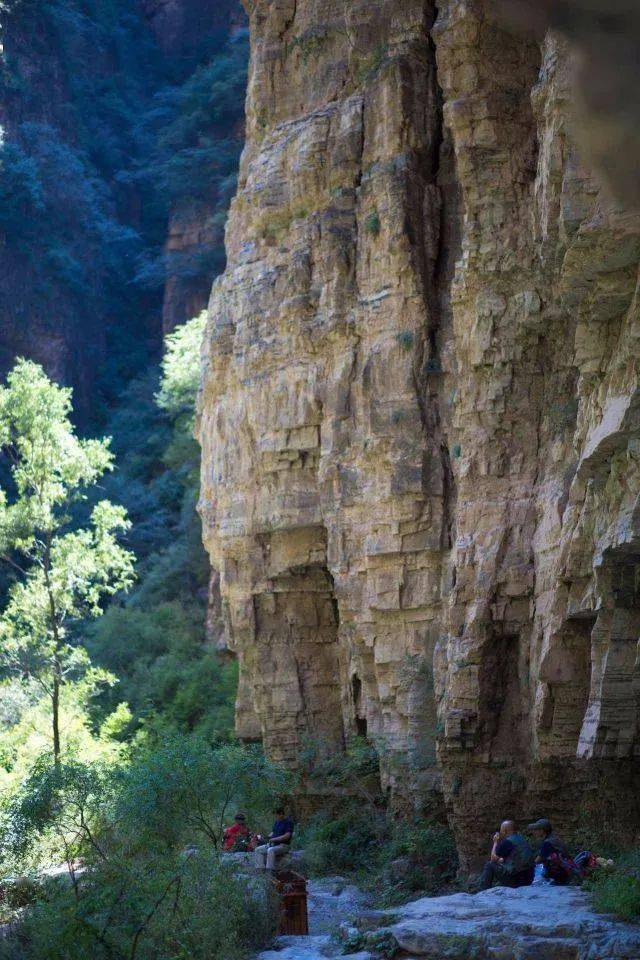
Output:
[
  {"xmin": 223, "ymin": 812, "xmax": 252, "ymax": 852},
  {"xmin": 478, "ymin": 820, "xmax": 535, "ymax": 891},
  {"xmin": 529, "ymin": 818, "xmax": 578, "ymax": 885},
  {"xmin": 255, "ymin": 806, "xmax": 294, "ymax": 873}
]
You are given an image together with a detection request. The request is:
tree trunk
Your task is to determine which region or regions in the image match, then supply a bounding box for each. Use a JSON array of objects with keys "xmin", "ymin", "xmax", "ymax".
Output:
[{"xmin": 52, "ymin": 666, "xmax": 61, "ymax": 763}]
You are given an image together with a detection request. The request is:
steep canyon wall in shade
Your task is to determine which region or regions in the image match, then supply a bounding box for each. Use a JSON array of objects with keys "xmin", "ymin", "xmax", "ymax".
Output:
[
  {"xmin": 197, "ymin": 0, "xmax": 640, "ymax": 866},
  {"xmin": 0, "ymin": 0, "xmax": 243, "ymax": 411}
]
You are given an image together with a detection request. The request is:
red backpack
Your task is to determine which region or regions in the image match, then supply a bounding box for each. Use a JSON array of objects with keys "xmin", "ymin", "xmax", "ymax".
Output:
[{"xmin": 545, "ymin": 851, "xmax": 582, "ymax": 885}]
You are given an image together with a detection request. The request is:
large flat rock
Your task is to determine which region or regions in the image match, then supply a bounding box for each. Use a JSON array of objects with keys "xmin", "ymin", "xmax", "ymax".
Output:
[
  {"xmin": 257, "ymin": 885, "xmax": 640, "ymax": 960},
  {"xmin": 384, "ymin": 885, "xmax": 640, "ymax": 959}
]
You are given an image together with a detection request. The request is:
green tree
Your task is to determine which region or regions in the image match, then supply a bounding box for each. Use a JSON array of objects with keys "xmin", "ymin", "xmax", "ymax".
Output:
[
  {"xmin": 0, "ymin": 359, "xmax": 135, "ymax": 761},
  {"xmin": 156, "ymin": 309, "xmax": 207, "ymax": 424}
]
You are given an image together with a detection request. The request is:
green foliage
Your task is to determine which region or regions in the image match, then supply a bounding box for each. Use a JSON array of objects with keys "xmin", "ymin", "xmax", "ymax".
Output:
[
  {"xmin": 0, "ymin": 745, "xmax": 280, "ymax": 960},
  {"xmin": 395, "ymin": 330, "xmax": 414, "ymax": 351},
  {"xmin": 129, "ymin": 31, "xmax": 249, "ymax": 290},
  {"xmin": 364, "ymin": 210, "xmax": 381, "ymax": 236},
  {"xmin": 298, "ymin": 736, "xmax": 457, "ymax": 903},
  {"xmin": 0, "ymin": 360, "xmax": 135, "ymax": 759},
  {"xmin": 2, "ymin": 756, "xmax": 114, "ymax": 864},
  {"xmin": 1, "ymin": 852, "xmax": 275, "ymax": 960},
  {"xmin": 300, "ymin": 808, "xmax": 458, "ymax": 904},
  {"xmin": 85, "ymin": 320, "xmax": 234, "ymax": 743},
  {"xmin": 0, "ymin": 142, "xmax": 44, "ymax": 240},
  {"xmin": 586, "ymin": 851, "xmax": 640, "ymax": 920},
  {"xmin": 156, "ymin": 311, "xmax": 207, "ymax": 423},
  {"xmin": 0, "ymin": 0, "xmax": 248, "ymax": 409},
  {"xmin": 344, "ymin": 930, "xmax": 398, "ymax": 959},
  {"xmin": 112, "ymin": 739, "xmax": 290, "ymax": 853},
  {"xmin": 300, "ymin": 808, "xmax": 387, "ymax": 876},
  {"xmin": 300, "ymin": 735, "xmax": 382, "ymax": 807}
]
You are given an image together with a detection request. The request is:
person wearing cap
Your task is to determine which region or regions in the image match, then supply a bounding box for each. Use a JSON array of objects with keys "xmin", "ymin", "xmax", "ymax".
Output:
[
  {"xmin": 223, "ymin": 812, "xmax": 251, "ymax": 852},
  {"xmin": 254, "ymin": 806, "xmax": 294, "ymax": 872},
  {"xmin": 528, "ymin": 818, "xmax": 569, "ymax": 867},
  {"xmin": 478, "ymin": 820, "xmax": 535, "ymax": 890}
]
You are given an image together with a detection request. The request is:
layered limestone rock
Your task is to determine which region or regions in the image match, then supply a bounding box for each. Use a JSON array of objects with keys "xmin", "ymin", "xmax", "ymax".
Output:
[
  {"xmin": 198, "ymin": 0, "xmax": 640, "ymax": 866},
  {"xmin": 199, "ymin": 0, "xmax": 449, "ymax": 797}
]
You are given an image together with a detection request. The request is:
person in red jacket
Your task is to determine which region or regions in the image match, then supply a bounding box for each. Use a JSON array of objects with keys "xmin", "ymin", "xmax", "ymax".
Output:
[{"xmin": 223, "ymin": 813, "xmax": 250, "ymax": 852}]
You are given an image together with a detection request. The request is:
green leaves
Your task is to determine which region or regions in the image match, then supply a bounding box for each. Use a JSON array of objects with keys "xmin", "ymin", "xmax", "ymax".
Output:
[
  {"xmin": 155, "ymin": 311, "xmax": 207, "ymax": 423},
  {"xmin": 0, "ymin": 360, "xmax": 135, "ymax": 758},
  {"xmin": 0, "ymin": 359, "xmax": 115, "ymax": 546},
  {"xmin": 113, "ymin": 739, "xmax": 290, "ymax": 853}
]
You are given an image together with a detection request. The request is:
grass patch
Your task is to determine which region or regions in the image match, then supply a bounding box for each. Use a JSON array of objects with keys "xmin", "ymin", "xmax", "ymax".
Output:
[
  {"xmin": 585, "ymin": 850, "xmax": 640, "ymax": 920},
  {"xmin": 255, "ymin": 193, "xmax": 326, "ymax": 243}
]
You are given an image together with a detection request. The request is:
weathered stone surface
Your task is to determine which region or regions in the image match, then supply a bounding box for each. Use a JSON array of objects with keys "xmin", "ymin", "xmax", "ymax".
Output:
[
  {"xmin": 256, "ymin": 884, "xmax": 640, "ymax": 960},
  {"xmin": 199, "ymin": 0, "xmax": 448, "ymax": 805},
  {"xmin": 381, "ymin": 885, "xmax": 640, "ymax": 959},
  {"xmin": 492, "ymin": 0, "xmax": 640, "ymax": 211},
  {"xmin": 198, "ymin": 0, "xmax": 640, "ymax": 866}
]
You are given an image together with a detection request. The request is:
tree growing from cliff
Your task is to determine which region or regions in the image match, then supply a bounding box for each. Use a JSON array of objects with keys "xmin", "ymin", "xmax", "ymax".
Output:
[
  {"xmin": 155, "ymin": 309, "xmax": 207, "ymax": 426},
  {"xmin": 0, "ymin": 359, "xmax": 135, "ymax": 761}
]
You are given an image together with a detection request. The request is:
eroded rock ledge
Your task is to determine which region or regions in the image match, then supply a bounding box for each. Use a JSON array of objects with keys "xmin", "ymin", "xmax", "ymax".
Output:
[
  {"xmin": 258, "ymin": 885, "xmax": 640, "ymax": 960},
  {"xmin": 197, "ymin": 0, "xmax": 640, "ymax": 866}
]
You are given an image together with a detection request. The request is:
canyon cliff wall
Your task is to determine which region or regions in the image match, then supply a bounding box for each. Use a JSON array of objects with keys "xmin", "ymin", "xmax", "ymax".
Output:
[{"xmin": 198, "ymin": 0, "xmax": 640, "ymax": 866}]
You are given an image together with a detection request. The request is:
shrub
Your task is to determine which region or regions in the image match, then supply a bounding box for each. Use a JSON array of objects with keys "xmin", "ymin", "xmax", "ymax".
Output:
[
  {"xmin": 111, "ymin": 739, "xmax": 290, "ymax": 853},
  {"xmin": 0, "ymin": 743, "xmax": 285, "ymax": 959},
  {"xmin": 587, "ymin": 850, "xmax": 640, "ymax": 920},
  {"xmin": 300, "ymin": 807, "xmax": 388, "ymax": 876},
  {"xmin": 365, "ymin": 210, "xmax": 381, "ymax": 236},
  {"xmin": 299, "ymin": 805, "xmax": 458, "ymax": 903},
  {"xmin": 383, "ymin": 819, "xmax": 458, "ymax": 897},
  {"xmin": 1, "ymin": 854, "xmax": 276, "ymax": 960},
  {"xmin": 0, "ymin": 142, "xmax": 44, "ymax": 238},
  {"xmin": 395, "ymin": 330, "xmax": 414, "ymax": 351}
]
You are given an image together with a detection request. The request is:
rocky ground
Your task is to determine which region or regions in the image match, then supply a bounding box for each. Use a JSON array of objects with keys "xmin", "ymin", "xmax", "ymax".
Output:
[{"xmin": 258, "ymin": 882, "xmax": 640, "ymax": 960}]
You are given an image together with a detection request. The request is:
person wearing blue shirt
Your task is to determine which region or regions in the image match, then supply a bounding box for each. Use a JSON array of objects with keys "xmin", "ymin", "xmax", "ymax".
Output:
[
  {"xmin": 255, "ymin": 806, "xmax": 295, "ymax": 872},
  {"xmin": 478, "ymin": 820, "xmax": 535, "ymax": 890}
]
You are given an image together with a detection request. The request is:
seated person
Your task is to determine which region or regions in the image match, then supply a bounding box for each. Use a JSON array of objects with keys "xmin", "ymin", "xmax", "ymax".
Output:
[
  {"xmin": 528, "ymin": 818, "xmax": 574, "ymax": 884},
  {"xmin": 223, "ymin": 812, "xmax": 250, "ymax": 852},
  {"xmin": 478, "ymin": 820, "xmax": 535, "ymax": 890},
  {"xmin": 255, "ymin": 806, "xmax": 294, "ymax": 872}
]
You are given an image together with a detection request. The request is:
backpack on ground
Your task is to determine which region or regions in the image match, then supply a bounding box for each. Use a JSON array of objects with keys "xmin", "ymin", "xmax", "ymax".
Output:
[
  {"xmin": 574, "ymin": 850, "xmax": 598, "ymax": 878},
  {"xmin": 544, "ymin": 851, "xmax": 582, "ymax": 885}
]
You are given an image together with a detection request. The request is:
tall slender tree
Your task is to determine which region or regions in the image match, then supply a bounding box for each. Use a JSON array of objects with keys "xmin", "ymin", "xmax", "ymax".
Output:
[{"xmin": 0, "ymin": 359, "xmax": 135, "ymax": 761}]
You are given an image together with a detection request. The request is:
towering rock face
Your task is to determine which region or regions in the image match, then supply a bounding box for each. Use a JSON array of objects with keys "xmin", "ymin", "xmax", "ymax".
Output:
[{"xmin": 198, "ymin": 0, "xmax": 640, "ymax": 866}]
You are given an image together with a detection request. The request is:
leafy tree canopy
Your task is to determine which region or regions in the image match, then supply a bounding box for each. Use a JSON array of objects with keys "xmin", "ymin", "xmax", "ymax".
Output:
[{"xmin": 0, "ymin": 359, "xmax": 135, "ymax": 759}]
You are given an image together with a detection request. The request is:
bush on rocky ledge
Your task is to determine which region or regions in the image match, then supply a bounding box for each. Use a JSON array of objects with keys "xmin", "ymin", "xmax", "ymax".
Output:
[
  {"xmin": 299, "ymin": 807, "xmax": 458, "ymax": 905},
  {"xmin": 586, "ymin": 850, "xmax": 640, "ymax": 921}
]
